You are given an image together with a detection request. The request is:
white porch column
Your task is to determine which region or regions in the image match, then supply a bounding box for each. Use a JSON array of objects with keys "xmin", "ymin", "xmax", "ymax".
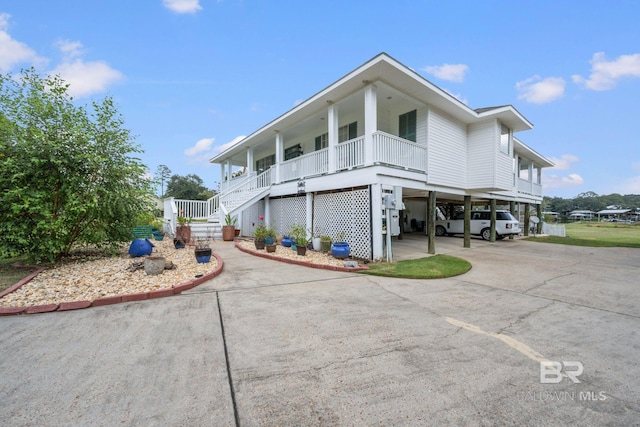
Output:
[
  {"xmin": 327, "ymin": 103, "xmax": 338, "ymax": 174},
  {"xmin": 371, "ymin": 183, "xmax": 383, "ymax": 261},
  {"xmin": 306, "ymin": 193, "xmax": 313, "ymax": 239},
  {"xmin": 264, "ymin": 196, "xmax": 270, "ymax": 228},
  {"xmin": 528, "ymin": 161, "xmax": 534, "ymax": 193},
  {"xmin": 364, "ymin": 84, "xmax": 377, "ymax": 166},
  {"xmin": 219, "ymin": 163, "xmax": 225, "ymax": 191},
  {"xmin": 246, "ymin": 147, "xmax": 254, "ymax": 174},
  {"xmin": 226, "ymin": 159, "xmax": 233, "ymax": 182},
  {"xmin": 275, "ymin": 133, "xmax": 283, "ymax": 183}
]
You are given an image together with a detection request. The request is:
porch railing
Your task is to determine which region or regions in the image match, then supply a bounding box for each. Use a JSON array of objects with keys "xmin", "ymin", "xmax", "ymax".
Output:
[
  {"xmin": 218, "ymin": 167, "xmax": 272, "ymax": 215},
  {"xmin": 280, "ymin": 148, "xmax": 329, "ymax": 181},
  {"xmin": 174, "ymin": 199, "xmax": 209, "ymax": 220},
  {"xmin": 335, "ymin": 136, "xmax": 366, "ymax": 170},
  {"xmin": 372, "ymin": 131, "xmax": 427, "ymax": 171},
  {"xmin": 517, "ymin": 178, "xmax": 542, "ymax": 196}
]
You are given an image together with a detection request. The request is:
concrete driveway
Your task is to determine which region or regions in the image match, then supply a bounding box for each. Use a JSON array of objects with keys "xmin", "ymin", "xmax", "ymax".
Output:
[{"xmin": 1, "ymin": 237, "xmax": 639, "ymax": 426}]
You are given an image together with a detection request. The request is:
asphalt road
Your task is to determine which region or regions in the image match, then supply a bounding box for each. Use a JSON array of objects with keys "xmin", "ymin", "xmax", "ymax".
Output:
[{"xmin": 1, "ymin": 236, "xmax": 638, "ymax": 426}]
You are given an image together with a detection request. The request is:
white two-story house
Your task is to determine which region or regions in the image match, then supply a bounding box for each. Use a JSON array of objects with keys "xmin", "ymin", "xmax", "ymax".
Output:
[{"xmin": 167, "ymin": 53, "xmax": 553, "ymax": 260}]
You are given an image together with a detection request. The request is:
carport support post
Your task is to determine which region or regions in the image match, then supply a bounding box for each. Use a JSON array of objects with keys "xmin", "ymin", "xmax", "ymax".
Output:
[
  {"xmin": 509, "ymin": 201, "xmax": 516, "ymax": 239},
  {"xmin": 490, "ymin": 199, "xmax": 497, "ymax": 242},
  {"xmin": 464, "ymin": 195, "xmax": 471, "ymax": 248},
  {"xmin": 524, "ymin": 204, "xmax": 530, "ymax": 236},
  {"xmin": 537, "ymin": 204, "xmax": 543, "ymax": 234},
  {"xmin": 427, "ymin": 191, "xmax": 436, "ymax": 254}
]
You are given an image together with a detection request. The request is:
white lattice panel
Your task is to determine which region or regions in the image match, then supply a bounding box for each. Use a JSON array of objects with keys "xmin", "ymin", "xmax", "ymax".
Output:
[
  {"xmin": 241, "ymin": 200, "xmax": 265, "ymax": 237},
  {"xmin": 314, "ymin": 188, "xmax": 371, "ymax": 259},
  {"xmin": 268, "ymin": 196, "xmax": 306, "ymax": 236}
]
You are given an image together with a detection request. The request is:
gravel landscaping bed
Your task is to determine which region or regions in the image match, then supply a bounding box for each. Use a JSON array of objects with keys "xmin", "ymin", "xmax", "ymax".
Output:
[
  {"xmin": 235, "ymin": 240, "xmax": 364, "ymax": 269},
  {"xmin": 0, "ymin": 239, "xmax": 218, "ymax": 308}
]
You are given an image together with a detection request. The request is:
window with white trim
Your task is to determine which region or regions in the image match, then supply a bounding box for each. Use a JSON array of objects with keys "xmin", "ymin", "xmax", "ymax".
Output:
[{"xmin": 500, "ymin": 124, "xmax": 510, "ymax": 154}]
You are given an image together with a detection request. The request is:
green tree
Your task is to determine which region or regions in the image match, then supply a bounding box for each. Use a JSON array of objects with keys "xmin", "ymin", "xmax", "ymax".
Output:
[
  {"xmin": 155, "ymin": 164, "xmax": 171, "ymax": 197},
  {"xmin": 164, "ymin": 174, "xmax": 214, "ymax": 200},
  {"xmin": 0, "ymin": 68, "xmax": 154, "ymax": 262}
]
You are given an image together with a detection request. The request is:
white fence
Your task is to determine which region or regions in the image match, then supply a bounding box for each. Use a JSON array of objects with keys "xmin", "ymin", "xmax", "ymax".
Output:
[{"xmin": 542, "ymin": 222, "xmax": 566, "ymax": 237}]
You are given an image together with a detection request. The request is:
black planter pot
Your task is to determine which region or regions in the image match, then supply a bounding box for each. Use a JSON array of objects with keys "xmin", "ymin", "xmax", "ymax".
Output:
[
  {"xmin": 254, "ymin": 239, "xmax": 266, "ymax": 250},
  {"xmin": 195, "ymin": 247, "xmax": 212, "ymax": 263},
  {"xmin": 173, "ymin": 238, "xmax": 186, "ymax": 249},
  {"xmin": 296, "ymin": 245, "xmax": 307, "ymax": 256}
]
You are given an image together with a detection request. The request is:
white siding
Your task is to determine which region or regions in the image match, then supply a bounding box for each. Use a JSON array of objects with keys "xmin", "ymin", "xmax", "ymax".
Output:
[
  {"xmin": 467, "ymin": 120, "xmax": 497, "ymax": 189},
  {"xmin": 427, "ymin": 107, "xmax": 467, "ymax": 188},
  {"xmin": 495, "ymin": 150, "xmax": 513, "ymax": 190}
]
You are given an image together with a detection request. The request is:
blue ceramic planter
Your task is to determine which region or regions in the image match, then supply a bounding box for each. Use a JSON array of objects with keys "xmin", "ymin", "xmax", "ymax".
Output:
[
  {"xmin": 281, "ymin": 236, "xmax": 292, "ymax": 247},
  {"xmin": 128, "ymin": 238, "xmax": 154, "ymax": 257},
  {"xmin": 331, "ymin": 242, "xmax": 351, "ymax": 259}
]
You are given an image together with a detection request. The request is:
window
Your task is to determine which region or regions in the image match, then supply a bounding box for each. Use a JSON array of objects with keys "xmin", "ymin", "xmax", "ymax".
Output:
[
  {"xmin": 399, "ymin": 110, "xmax": 417, "ymax": 142},
  {"xmin": 256, "ymin": 154, "xmax": 275, "ymax": 172},
  {"xmin": 284, "ymin": 144, "xmax": 303, "ymax": 160},
  {"xmin": 315, "ymin": 133, "xmax": 328, "ymax": 151},
  {"xmin": 500, "ymin": 124, "xmax": 510, "ymax": 154},
  {"xmin": 338, "ymin": 121, "xmax": 357, "ymax": 142},
  {"xmin": 315, "ymin": 121, "xmax": 357, "ymax": 150}
]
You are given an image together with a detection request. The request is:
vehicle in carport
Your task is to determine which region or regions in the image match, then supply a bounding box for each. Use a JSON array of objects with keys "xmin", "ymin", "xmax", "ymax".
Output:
[{"xmin": 435, "ymin": 210, "xmax": 521, "ymax": 240}]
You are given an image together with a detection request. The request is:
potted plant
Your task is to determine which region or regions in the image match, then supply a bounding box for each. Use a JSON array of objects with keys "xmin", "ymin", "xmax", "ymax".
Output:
[
  {"xmin": 177, "ymin": 213, "xmax": 192, "ymax": 245},
  {"xmin": 290, "ymin": 224, "xmax": 308, "ymax": 256},
  {"xmin": 320, "ymin": 235, "xmax": 332, "ymax": 252},
  {"xmin": 253, "ymin": 216, "xmax": 268, "ymax": 250},
  {"xmin": 265, "ymin": 227, "xmax": 277, "ymax": 253},
  {"xmin": 311, "ymin": 227, "xmax": 321, "ymax": 251},
  {"xmin": 151, "ymin": 219, "xmax": 165, "ymax": 240},
  {"xmin": 331, "ymin": 231, "xmax": 351, "ymax": 259},
  {"xmin": 173, "ymin": 237, "xmax": 186, "ymax": 249},
  {"xmin": 222, "ymin": 213, "xmax": 237, "ymax": 241},
  {"xmin": 194, "ymin": 239, "xmax": 212, "ymax": 263}
]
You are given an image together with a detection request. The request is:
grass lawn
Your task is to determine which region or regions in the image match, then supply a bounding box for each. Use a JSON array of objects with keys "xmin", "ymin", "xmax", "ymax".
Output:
[
  {"xmin": 527, "ymin": 222, "xmax": 640, "ymax": 248},
  {"xmin": 360, "ymin": 254, "xmax": 472, "ymax": 279},
  {"xmin": 0, "ymin": 257, "xmax": 38, "ymax": 293}
]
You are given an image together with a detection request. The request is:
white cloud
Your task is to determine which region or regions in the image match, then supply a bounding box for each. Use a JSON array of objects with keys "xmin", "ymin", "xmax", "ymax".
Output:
[
  {"xmin": 0, "ymin": 13, "xmax": 47, "ymax": 72},
  {"xmin": 50, "ymin": 58, "xmax": 123, "ymax": 98},
  {"xmin": 184, "ymin": 137, "xmax": 215, "ymax": 156},
  {"xmin": 163, "ymin": 0, "xmax": 202, "ymax": 14},
  {"xmin": 543, "ymin": 172, "xmax": 585, "ymax": 189},
  {"xmin": 516, "ymin": 75, "xmax": 565, "ymax": 104},
  {"xmin": 547, "ymin": 154, "xmax": 580, "ymax": 171},
  {"xmin": 542, "ymin": 154, "xmax": 583, "ymax": 190},
  {"xmin": 423, "ymin": 63, "xmax": 469, "ymax": 83},
  {"xmin": 572, "ymin": 52, "xmax": 640, "ymax": 91},
  {"xmin": 55, "ymin": 39, "xmax": 84, "ymax": 59},
  {"xmin": 214, "ymin": 135, "xmax": 245, "ymax": 154}
]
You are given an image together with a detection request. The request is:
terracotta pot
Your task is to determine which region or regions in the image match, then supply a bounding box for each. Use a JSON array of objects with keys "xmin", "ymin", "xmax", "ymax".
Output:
[
  {"xmin": 222, "ymin": 225, "xmax": 235, "ymax": 241},
  {"xmin": 176, "ymin": 226, "xmax": 191, "ymax": 244},
  {"xmin": 234, "ymin": 229, "xmax": 240, "ymax": 236}
]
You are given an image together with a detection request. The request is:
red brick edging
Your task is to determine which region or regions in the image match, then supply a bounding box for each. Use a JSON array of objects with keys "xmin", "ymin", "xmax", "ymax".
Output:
[
  {"xmin": 0, "ymin": 252, "xmax": 224, "ymax": 316},
  {"xmin": 235, "ymin": 241, "xmax": 369, "ymax": 272}
]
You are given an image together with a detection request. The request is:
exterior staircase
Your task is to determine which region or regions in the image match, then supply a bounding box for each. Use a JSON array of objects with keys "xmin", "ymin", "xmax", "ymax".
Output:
[{"xmin": 165, "ymin": 169, "xmax": 272, "ymax": 238}]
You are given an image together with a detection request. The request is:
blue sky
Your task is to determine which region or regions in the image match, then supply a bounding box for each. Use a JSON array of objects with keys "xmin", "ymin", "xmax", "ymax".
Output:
[{"xmin": 2, "ymin": 0, "xmax": 639, "ymax": 198}]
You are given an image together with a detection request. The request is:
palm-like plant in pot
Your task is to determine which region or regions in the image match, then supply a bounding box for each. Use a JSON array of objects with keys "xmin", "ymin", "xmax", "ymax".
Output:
[
  {"xmin": 222, "ymin": 213, "xmax": 237, "ymax": 241},
  {"xmin": 290, "ymin": 223, "xmax": 308, "ymax": 256}
]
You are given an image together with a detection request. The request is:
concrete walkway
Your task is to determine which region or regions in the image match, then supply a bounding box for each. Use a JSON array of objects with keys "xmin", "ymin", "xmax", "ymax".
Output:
[{"xmin": 1, "ymin": 238, "xmax": 639, "ymax": 426}]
